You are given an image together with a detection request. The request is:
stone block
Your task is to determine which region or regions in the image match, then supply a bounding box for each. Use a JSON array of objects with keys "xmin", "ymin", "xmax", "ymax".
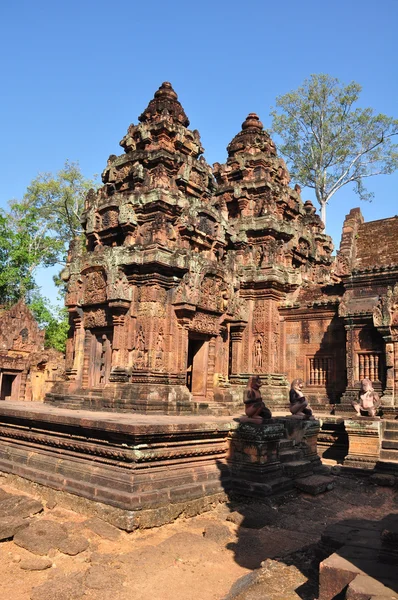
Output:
[
  {"xmin": 346, "ymin": 574, "xmax": 398, "ymax": 599},
  {"xmin": 294, "ymin": 474, "xmax": 335, "ymax": 494},
  {"xmin": 319, "ymin": 553, "xmax": 362, "ymax": 600}
]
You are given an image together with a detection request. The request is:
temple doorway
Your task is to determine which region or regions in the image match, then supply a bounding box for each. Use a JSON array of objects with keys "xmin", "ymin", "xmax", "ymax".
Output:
[
  {"xmin": 0, "ymin": 372, "xmax": 19, "ymax": 400},
  {"xmin": 186, "ymin": 336, "xmax": 209, "ymax": 398},
  {"xmin": 89, "ymin": 330, "xmax": 112, "ymax": 387}
]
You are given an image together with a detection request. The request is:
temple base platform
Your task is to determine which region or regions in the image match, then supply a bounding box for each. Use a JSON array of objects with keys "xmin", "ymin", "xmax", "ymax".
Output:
[{"xmin": 0, "ymin": 402, "xmax": 323, "ymax": 530}]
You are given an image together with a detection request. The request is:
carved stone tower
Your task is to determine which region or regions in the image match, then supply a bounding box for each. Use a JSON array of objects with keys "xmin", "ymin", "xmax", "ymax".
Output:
[{"xmin": 49, "ymin": 84, "xmax": 340, "ymax": 415}]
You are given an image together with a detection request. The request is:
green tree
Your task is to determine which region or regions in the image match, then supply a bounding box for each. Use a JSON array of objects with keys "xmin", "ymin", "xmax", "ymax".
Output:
[
  {"xmin": 270, "ymin": 74, "xmax": 398, "ymax": 225},
  {"xmin": 0, "ymin": 161, "xmax": 96, "ymax": 306},
  {"xmin": 29, "ymin": 294, "xmax": 70, "ymax": 353},
  {"xmin": 0, "ymin": 209, "xmax": 58, "ymax": 304},
  {"xmin": 10, "ymin": 160, "xmax": 97, "ymax": 255}
]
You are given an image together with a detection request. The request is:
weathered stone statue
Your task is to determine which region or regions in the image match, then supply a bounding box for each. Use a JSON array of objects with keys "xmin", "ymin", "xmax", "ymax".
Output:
[
  {"xmin": 289, "ymin": 378, "xmax": 314, "ymax": 419},
  {"xmin": 244, "ymin": 376, "xmax": 272, "ymax": 420},
  {"xmin": 352, "ymin": 378, "xmax": 381, "ymax": 417}
]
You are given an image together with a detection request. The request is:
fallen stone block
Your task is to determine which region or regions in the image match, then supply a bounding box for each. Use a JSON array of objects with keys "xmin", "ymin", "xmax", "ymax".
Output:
[
  {"xmin": 319, "ymin": 553, "xmax": 362, "ymax": 600},
  {"xmin": 369, "ymin": 473, "xmax": 396, "ymax": 487},
  {"xmin": 31, "ymin": 572, "xmax": 85, "ymax": 600},
  {"xmin": 224, "ymin": 558, "xmax": 307, "ymax": 600},
  {"xmin": 0, "ymin": 495, "xmax": 43, "ymax": 519},
  {"xmin": 0, "ymin": 516, "xmax": 30, "ymax": 541},
  {"xmin": 20, "ymin": 555, "xmax": 52, "ymax": 571},
  {"xmin": 346, "ymin": 573, "xmax": 398, "ymax": 599},
  {"xmin": 295, "ymin": 474, "xmax": 335, "ymax": 495},
  {"xmin": 58, "ymin": 535, "xmax": 90, "ymax": 556},
  {"xmin": 13, "ymin": 519, "xmax": 68, "ymax": 555}
]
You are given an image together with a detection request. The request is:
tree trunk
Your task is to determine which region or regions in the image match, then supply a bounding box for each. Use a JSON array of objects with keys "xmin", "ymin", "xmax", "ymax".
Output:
[{"xmin": 320, "ymin": 201, "xmax": 326, "ymax": 227}]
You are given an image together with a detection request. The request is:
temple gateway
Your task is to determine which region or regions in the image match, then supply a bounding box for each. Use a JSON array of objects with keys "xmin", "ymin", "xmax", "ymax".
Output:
[{"xmin": 48, "ymin": 82, "xmax": 398, "ymax": 417}]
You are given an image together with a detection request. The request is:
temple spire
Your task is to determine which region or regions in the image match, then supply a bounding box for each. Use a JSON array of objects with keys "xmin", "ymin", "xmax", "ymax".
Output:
[{"xmin": 138, "ymin": 81, "xmax": 190, "ymax": 127}]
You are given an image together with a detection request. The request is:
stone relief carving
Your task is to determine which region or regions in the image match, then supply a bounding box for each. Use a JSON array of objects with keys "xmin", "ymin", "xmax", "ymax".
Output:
[
  {"xmin": 191, "ymin": 312, "xmax": 219, "ymax": 335},
  {"xmin": 131, "ymin": 326, "xmax": 147, "ymax": 369},
  {"xmin": 253, "ymin": 338, "xmax": 263, "ymax": 369},
  {"xmin": 83, "ymin": 270, "xmax": 107, "ymax": 305},
  {"xmin": 84, "ymin": 308, "xmax": 107, "ymax": 328}
]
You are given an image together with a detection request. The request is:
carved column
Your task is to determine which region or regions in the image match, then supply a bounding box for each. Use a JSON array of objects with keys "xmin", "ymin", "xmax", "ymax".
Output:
[
  {"xmin": 82, "ymin": 329, "xmax": 92, "ymax": 389},
  {"xmin": 70, "ymin": 314, "xmax": 85, "ymax": 383},
  {"xmin": 230, "ymin": 322, "xmax": 247, "ymax": 378},
  {"xmin": 206, "ymin": 337, "xmax": 216, "ymax": 401},
  {"xmin": 109, "ymin": 301, "xmax": 130, "ymax": 377},
  {"xmin": 345, "ymin": 324, "xmax": 355, "ymax": 388}
]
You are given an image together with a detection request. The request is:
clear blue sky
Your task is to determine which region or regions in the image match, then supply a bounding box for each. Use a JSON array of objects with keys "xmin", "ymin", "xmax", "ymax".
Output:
[{"xmin": 1, "ymin": 0, "xmax": 397, "ymax": 305}]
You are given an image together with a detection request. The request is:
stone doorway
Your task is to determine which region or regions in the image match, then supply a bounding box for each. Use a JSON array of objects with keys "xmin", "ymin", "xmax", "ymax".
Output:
[
  {"xmin": 0, "ymin": 372, "xmax": 19, "ymax": 400},
  {"xmin": 88, "ymin": 331, "xmax": 112, "ymax": 387},
  {"xmin": 186, "ymin": 336, "xmax": 209, "ymax": 399}
]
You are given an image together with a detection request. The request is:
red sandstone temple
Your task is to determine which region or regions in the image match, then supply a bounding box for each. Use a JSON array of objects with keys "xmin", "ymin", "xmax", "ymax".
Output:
[
  {"xmin": 0, "ymin": 301, "xmax": 64, "ymax": 402},
  {"xmin": 47, "ymin": 82, "xmax": 398, "ymax": 417}
]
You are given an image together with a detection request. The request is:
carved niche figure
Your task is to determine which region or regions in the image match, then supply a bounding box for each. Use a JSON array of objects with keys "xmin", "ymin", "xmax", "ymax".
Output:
[
  {"xmin": 254, "ymin": 245, "xmax": 264, "ymax": 267},
  {"xmin": 108, "ymin": 271, "xmax": 131, "ymax": 302},
  {"xmin": 253, "ymin": 338, "xmax": 263, "ymax": 370},
  {"xmin": 132, "ymin": 326, "xmax": 147, "ymax": 369},
  {"xmin": 151, "ymin": 164, "xmax": 170, "ymax": 189},
  {"xmin": 155, "ymin": 329, "xmax": 165, "ymax": 368}
]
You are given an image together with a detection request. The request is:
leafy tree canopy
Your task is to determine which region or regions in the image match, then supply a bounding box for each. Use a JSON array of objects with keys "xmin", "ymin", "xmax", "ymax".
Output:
[
  {"xmin": 28, "ymin": 294, "xmax": 69, "ymax": 353},
  {"xmin": 0, "ymin": 161, "xmax": 97, "ymax": 306},
  {"xmin": 270, "ymin": 74, "xmax": 398, "ymax": 224},
  {"xmin": 0, "ymin": 161, "xmax": 96, "ymax": 352}
]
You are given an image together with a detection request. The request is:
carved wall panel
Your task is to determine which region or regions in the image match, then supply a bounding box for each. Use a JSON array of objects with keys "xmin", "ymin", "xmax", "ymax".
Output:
[
  {"xmin": 198, "ymin": 276, "xmax": 225, "ymax": 313},
  {"xmin": 83, "ymin": 270, "xmax": 107, "ymax": 305},
  {"xmin": 101, "ymin": 208, "xmax": 119, "ymax": 229},
  {"xmin": 252, "ymin": 302, "xmax": 267, "ymax": 333},
  {"xmin": 84, "ymin": 308, "xmax": 108, "ymax": 329}
]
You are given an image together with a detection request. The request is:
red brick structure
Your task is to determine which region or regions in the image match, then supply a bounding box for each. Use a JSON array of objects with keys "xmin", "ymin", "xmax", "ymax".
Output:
[{"xmin": 0, "ymin": 301, "xmax": 64, "ymax": 402}]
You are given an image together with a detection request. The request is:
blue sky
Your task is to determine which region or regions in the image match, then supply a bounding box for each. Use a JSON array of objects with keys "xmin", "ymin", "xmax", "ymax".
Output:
[{"xmin": 1, "ymin": 0, "xmax": 397, "ymax": 305}]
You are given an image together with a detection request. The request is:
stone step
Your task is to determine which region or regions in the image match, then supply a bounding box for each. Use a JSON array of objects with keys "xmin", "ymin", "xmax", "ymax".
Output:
[
  {"xmin": 382, "ymin": 439, "xmax": 398, "ymax": 450},
  {"xmin": 294, "ymin": 474, "xmax": 335, "ymax": 495},
  {"xmin": 279, "ymin": 449, "xmax": 302, "ymax": 463},
  {"xmin": 375, "ymin": 460, "xmax": 398, "ymax": 476},
  {"xmin": 267, "ymin": 476, "xmax": 294, "ymax": 494},
  {"xmin": 279, "ymin": 439, "xmax": 295, "ymax": 450},
  {"xmin": 383, "ymin": 430, "xmax": 398, "ymax": 441},
  {"xmin": 379, "ymin": 449, "xmax": 398, "ymax": 461},
  {"xmin": 282, "ymin": 460, "xmax": 314, "ymax": 478}
]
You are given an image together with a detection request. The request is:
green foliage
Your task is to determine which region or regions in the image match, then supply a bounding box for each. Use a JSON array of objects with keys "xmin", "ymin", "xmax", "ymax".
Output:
[
  {"xmin": 0, "ymin": 161, "xmax": 97, "ymax": 306},
  {"xmin": 10, "ymin": 160, "xmax": 97, "ymax": 259},
  {"xmin": 0, "ymin": 211, "xmax": 37, "ymax": 304},
  {"xmin": 29, "ymin": 294, "xmax": 69, "ymax": 353},
  {"xmin": 271, "ymin": 74, "xmax": 398, "ymax": 224}
]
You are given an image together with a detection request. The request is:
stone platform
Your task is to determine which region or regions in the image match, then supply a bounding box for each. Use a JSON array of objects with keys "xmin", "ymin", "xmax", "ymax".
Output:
[
  {"xmin": 0, "ymin": 403, "xmax": 325, "ymax": 530},
  {"xmin": 0, "ymin": 402, "xmax": 237, "ymax": 530}
]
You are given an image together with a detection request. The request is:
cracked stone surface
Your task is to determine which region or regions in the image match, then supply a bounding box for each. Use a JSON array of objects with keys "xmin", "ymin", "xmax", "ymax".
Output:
[{"xmin": 13, "ymin": 520, "xmax": 68, "ymax": 555}]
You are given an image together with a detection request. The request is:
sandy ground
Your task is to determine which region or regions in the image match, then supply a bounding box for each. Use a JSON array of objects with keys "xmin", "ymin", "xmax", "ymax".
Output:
[{"xmin": 0, "ymin": 474, "xmax": 396, "ymax": 600}]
